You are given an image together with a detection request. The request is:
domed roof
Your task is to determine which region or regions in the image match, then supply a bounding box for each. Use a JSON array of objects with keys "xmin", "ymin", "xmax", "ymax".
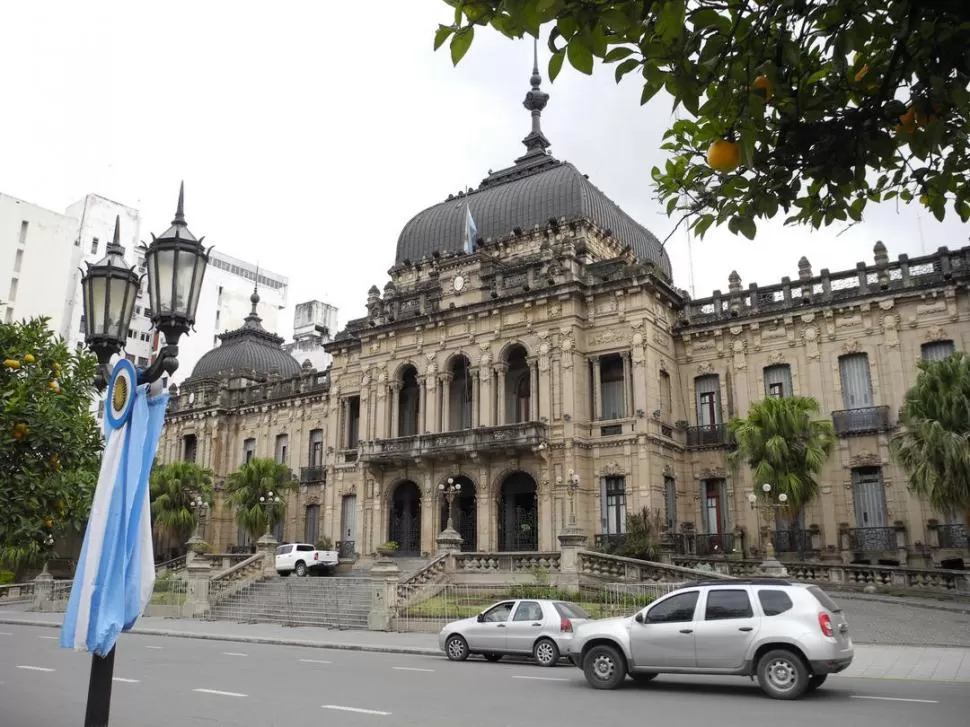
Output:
[
  {"xmin": 394, "ymin": 47, "xmax": 672, "ymax": 280},
  {"xmin": 190, "ymin": 289, "xmax": 301, "ymax": 381}
]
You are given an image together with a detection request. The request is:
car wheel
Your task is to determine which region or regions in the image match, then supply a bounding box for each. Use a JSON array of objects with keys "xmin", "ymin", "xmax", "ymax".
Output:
[
  {"xmin": 629, "ymin": 672, "xmax": 658, "ymax": 684},
  {"xmin": 294, "ymin": 561, "xmax": 307, "ymax": 577},
  {"xmin": 533, "ymin": 638, "xmax": 560, "ymax": 667},
  {"xmin": 483, "ymin": 653, "xmax": 503, "ymax": 663},
  {"xmin": 806, "ymin": 674, "xmax": 827, "ymax": 692},
  {"xmin": 582, "ymin": 644, "xmax": 627, "ymax": 690},
  {"xmin": 445, "ymin": 635, "xmax": 469, "ymax": 662},
  {"xmin": 756, "ymin": 649, "xmax": 809, "ymax": 700}
]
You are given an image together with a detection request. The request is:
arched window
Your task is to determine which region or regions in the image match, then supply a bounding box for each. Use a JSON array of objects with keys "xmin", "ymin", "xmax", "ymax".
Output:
[
  {"xmin": 399, "ymin": 366, "xmax": 420, "ymax": 436},
  {"xmin": 504, "ymin": 346, "xmax": 530, "ymax": 423}
]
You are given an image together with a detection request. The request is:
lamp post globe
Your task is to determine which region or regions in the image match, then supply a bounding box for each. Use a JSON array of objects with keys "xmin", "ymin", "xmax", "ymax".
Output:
[{"xmin": 762, "ymin": 483, "xmax": 772, "ymax": 493}]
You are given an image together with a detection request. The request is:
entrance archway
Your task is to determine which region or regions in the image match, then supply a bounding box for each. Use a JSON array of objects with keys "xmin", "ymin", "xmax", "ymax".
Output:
[
  {"xmin": 438, "ymin": 476, "xmax": 477, "ymax": 551},
  {"xmin": 498, "ymin": 472, "xmax": 538, "ymax": 552},
  {"xmin": 389, "ymin": 481, "xmax": 421, "ymax": 555}
]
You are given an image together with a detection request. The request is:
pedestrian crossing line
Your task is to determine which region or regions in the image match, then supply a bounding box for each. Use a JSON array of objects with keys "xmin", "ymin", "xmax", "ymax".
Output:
[
  {"xmin": 299, "ymin": 659, "xmax": 333, "ymax": 665},
  {"xmin": 322, "ymin": 705, "xmax": 391, "ymax": 716},
  {"xmin": 222, "ymin": 652, "xmax": 248, "ymax": 657},
  {"xmin": 193, "ymin": 689, "xmax": 247, "ymax": 698},
  {"xmin": 392, "ymin": 666, "xmax": 435, "ymax": 673},
  {"xmin": 16, "ymin": 666, "xmax": 54, "ymax": 673},
  {"xmin": 511, "ymin": 675, "xmax": 569, "ymax": 682},
  {"xmin": 113, "ymin": 678, "xmax": 140, "ymax": 684}
]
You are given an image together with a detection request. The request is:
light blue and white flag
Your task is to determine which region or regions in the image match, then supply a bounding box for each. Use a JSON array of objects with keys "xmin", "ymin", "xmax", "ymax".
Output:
[
  {"xmin": 463, "ymin": 203, "xmax": 477, "ymax": 254},
  {"xmin": 60, "ymin": 359, "xmax": 168, "ymax": 657}
]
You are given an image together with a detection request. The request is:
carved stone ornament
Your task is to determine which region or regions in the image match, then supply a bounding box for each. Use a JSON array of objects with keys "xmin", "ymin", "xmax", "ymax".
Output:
[
  {"xmin": 601, "ymin": 461, "xmax": 625, "ymax": 476},
  {"xmin": 841, "ymin": 339, "xmax": 861, "ymax": 355},
  {"xmin": 698, "ymin": 467, "xmax": 726, "ymax": 479},
  {"xmin": 882, "ymin": 314, "xmax": 900, "ymax": 348},
  {"xmin": 696, "ymin": 361, "xmax": 714, "ymax": 376},
  {"xmin": 663, "ymin": 464, "xmax": 675, "ymax": 477},
  {"xmin": 594, "ymin": 328, "xmax": 623, "ymax": 345},
  {"xmin": 732, "ymin": 339, "xmax": 747, "ymax": 370},
  {"xmin": 849, "ymin": 451, "xmax": 881, "ymax": 467},
  {"xmin": 767, "ymin": 350, "xmax": 785, "ymax": 365},
  {"xmin": 924, "ymin": 325, "xmax": 948, "ymax": 342}
]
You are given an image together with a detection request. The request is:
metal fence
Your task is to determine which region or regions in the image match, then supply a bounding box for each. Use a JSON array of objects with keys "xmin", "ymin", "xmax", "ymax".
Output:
[
  {"xmin": 393, "ymin": 581, "xmax": 682, "ymax": 633},
  {"xmin": 0, "ymin": 579, "xmax": 74, "ymax": 610}
]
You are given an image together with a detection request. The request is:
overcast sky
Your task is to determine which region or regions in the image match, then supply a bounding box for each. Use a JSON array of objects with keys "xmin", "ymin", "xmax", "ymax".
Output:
[{"xmin": 3, "ymin": 1, "xmax": 966, "ymax": 339}]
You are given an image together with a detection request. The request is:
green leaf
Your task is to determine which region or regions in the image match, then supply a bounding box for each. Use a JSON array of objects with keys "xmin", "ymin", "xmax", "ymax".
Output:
[
  {"xmin": 566, "ymin": 38, "xmax": 594, "ymax": 75},
  {"xmin": 450, "ymin": 26, "xmax": 474, "ymax": 66},
  {"xmin": 640, "ymin": 82, "xmax": 662, "ymax": 106},
  {"xmin": 548, "ymin": 49, "xmax": 565, "ymax": 81},
  {"xmin": 604, "ymin": 47, "xmax": 634, "ymax": 62},
  {"xmin": 614, "ymin": 58, "xmax": 639, "ymax": 82},
  {"xmin": 434, "ymin": 25, "xmax": 454, "ymax": 52}
]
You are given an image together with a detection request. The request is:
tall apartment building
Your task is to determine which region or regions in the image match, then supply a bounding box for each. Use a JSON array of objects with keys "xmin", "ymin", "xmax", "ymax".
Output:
[{"xmin": 284, "ymin": 300, "xmax": 338, "ymax": 372}]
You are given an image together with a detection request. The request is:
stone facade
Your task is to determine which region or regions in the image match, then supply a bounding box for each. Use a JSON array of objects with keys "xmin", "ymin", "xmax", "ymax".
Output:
[{"xmin": 158, "ymin": 239, "xmax": 970, "ymax": 566}]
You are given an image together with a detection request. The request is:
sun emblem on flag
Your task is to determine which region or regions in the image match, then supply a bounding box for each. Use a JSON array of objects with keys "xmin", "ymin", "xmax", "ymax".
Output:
[{"xmin": 105, "ymin": 359, "xmax": 137, "ymax": 431}]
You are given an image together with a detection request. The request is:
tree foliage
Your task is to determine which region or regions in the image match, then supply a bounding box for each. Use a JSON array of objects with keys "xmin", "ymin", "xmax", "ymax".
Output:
[
  {"xmin": 224, "ymin": 458, "xmax": 296, "ymax": 540},
  {"xmin": 609, "ymin": 507, "xmax": 665, "ymax": 561},
  {"xmin": 728, "ymin": 395, "xmax": 835, "ymax": 522},
  {"xmin": 149, "ymin": 462, "xmax": 215, "ymax": 544},
  {"xmin": 0, "ymin": 317, "xmax": 102, "ymax": 573},
  {"xmin": 434, "ymin": 0, "xmax": 970, "ymax": 239},
  {"xmin": 891, "ymin": 351, "xmax": 970, "ymax": 530}
]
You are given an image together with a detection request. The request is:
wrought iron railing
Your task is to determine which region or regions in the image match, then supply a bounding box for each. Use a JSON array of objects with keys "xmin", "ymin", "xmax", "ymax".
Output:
[
  {"xmin": 771, "ymin": 529, "xmax": 814, "ymax": 554},
  {"xmin": 937, "ymin": 523, "xmax": 969, "ymax": 550},
  {"xmin": 847, "ymin": 526, "xmax": 897, "ymax": 551},
  {"xmin": 300, "ymin": 465, "xmax": 326, "ymax": 484},
  {"xmin": 336, "ymin": 540, "xmax": 356, "ymax": 558},
  {"xmin": 694, "ymin": 532, "xmax": 739, "ymax": 556},
  {"xmin": 360, "ymin": 422, "xmax": 549, "ymax": 463},
  {"xmin": 832, "ymin": 406, "xmax": 891, "ymax": 436},
  {"xmin": 594, "ymin": 534, "xmax": 628, "ymax": 552},
  {"xmin": 685, "ymin": 423, "xmax": 734, "ymax": 449}
]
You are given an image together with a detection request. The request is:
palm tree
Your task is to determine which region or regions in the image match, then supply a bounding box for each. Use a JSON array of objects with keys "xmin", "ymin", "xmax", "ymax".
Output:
[
  {"xmin": 728, "ymin": 396, "xmax": 836, "ymax": 556},
  {"xmin": 149, "ymin": 462, "xmax": 214, "ymax": 544},
  {"xmin": 891, "ymin": 351, "xmax": 970, "ymax": 542},
  {"xmin": 225, "ymin": 458, "xmax": 295, "ymax": 540}
]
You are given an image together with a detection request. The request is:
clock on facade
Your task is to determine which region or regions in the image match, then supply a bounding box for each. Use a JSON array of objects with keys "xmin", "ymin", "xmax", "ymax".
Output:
[{"xmin": 453, "ymin": 275, "xmax": 466, "ymax": 292}]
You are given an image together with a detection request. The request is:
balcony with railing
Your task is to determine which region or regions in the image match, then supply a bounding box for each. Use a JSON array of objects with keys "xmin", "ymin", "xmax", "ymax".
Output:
[
  {"xmin": 593, "ymin": 534, "xmax": 628, "ymax": 553},
  {"xmin": 670, "ymin": 531, "xmax": 740, "ymax": 556},
  {"xmin": 846, "ymin": 526, "xmax": 897, "ymax": 552},
  {"xmin": 336, "ymin": 540, "xmax": 356, "ymax": 559},
  {"xmin": 832, "ymin": 406, "xmax": 892, "ymax": 436},
  {"xmin": 937, "ymin": 523, "xmax": 968, "ymax": 550},
  {"xmin": 685, "ymin": 423, "xmax": 735, "ymax": 449},
  {"xmin": 360, "ymin": 422, "xmax": 549, "ymax": 465},
  {"xmin": 300, "ymin": 466, "xmax": 326, "ymax": 485},
  {"xmin": 771, "ymin": 529, "xmax": 815, "ymax": 555}
]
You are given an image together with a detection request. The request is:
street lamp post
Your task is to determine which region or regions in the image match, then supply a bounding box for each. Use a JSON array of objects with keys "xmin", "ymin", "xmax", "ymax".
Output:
[
  {"xmin": 188, "ymin": 497, "xmax": 209, "ymax": 543},
  {"xmin": 566, "ymin": 469, "xmax": 580, "ymax": 526},
  {"xmin": 78, "ymin": 184, "xmax": 209, "ymax": 727},
  {"xmin": 438, "ymin": 477, "xmax": 462, "ymax": 531},
  {"xmin": 747, "ymin": 483, "xmax": 789, "ymax": 576},
  {"xmin": 259, "ymin": 492, "xmax": 282, "ymax": 539}
]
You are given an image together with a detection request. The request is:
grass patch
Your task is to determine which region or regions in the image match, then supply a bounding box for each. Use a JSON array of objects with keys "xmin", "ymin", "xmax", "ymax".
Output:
[
  {"xmin": 401, "ymin": 588, "xmax": 655, "ymax": 620},
  {"xmin": 150, "ymin": 591, "xmax": 186, "ymax": 606}
]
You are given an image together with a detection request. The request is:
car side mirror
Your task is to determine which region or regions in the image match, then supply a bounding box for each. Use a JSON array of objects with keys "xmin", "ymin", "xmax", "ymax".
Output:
[
  {"xmin": 476, "ymin": 613, "xmax": 485, "ymax": 623},
  {"xmin": 635, "ymin": 612, "xmax": 645, "ymax": 624}
]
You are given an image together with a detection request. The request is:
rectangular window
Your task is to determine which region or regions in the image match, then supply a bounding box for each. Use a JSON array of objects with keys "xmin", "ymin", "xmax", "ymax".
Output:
[
  {"xmin": 182, "ymin": 434, "xmax": 198, "ymax": 463},
  {"xmin": 305, "ymin": 505, "xmax": 320, "ymax": 544},
  {"xmin": 13, "ymin": 249, "xmax": 23, "ymax": 273},
  {"xmin": 851, "ymin": 467, "xmax": 887, "ymax": 528},
  {"xmin": 921, "ymin": 340, "xmax": 955, "ymax": 362},
  {"xmin": 659, "ymin": 370, "xmax": 672, "ymax": 419},
  {"xmin": 704, "ymin": 589, "xmax": 754, "ymax": 620},
  {"xmin": 309, "ymin": 429, "xmax": 324, "ymax": 466},
  {"xmin": 694, "ymin": 374, "xmax": 720, "ymax": 426},
  {"xmin": 599, "ymin": 476, "xmax": 627, "ymax": 535},
  {"xmin": 346, "ymin": 396, "xmax": 360, "ymax": 449},
  {"xmin": 702, "ymin": 479, "xmax": 727, "ymax": 533},
  {"xmin": 663, "ymin": 476, "xmax": 677, "ymax": 532},
  {"xmin": 19, "ymin": 220, "xmax": 28, "ymax": 245},
  {"xmin": 599, "ymin": 354, "xmax": 626, "ymax": 420},
  {"xmin": 838, "ymin": 354, "xmax": 873, "ymax": 409},
  {"xmin": 136, "ymin": 356, "xmax": 149, "ymax": 367},
  {"xmin": 8, "ymin": 277, "xmax": 18, "ymax": 302},
  {"xmin": 275, "ymin": 434, "xmax": 289, "ymax": 465},
  {"xmin": 243, "ymin": 437, "xmax": 256, "ymax": 464},
  {"xmin": 90, "ymin": 237, "xmax": 99, "ymax": 255},
  {"xmin": 763, "ymin": 364, "xmax": 793, "ymax": 398}
]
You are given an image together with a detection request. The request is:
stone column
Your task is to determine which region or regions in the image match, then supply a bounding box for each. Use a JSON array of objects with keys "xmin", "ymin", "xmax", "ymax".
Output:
[
  {"xmin": 367, "ymin": 570, "xmax": 399, "ymax": 631},
  {"xmin": 529, "ymin": 358, "xmax": 539, "ymax": 422},
  {"xmin": 256, "ymin": 529, "xmax": 279, "ymax": 579},
  {"xmin": 418, "ymin": 376, "xmax": 428, "ymax": 434},
  {"xmin": 470, "ymin": 368, "xmax": 480, "ymax": 427},
  {"xmin": 184, "ymin": 557, "xmax": 212, "ymax": 618},
  {"xmin": 440, "ymin": 374, "xmax": 453, "ymax": 432},
  {"xmin": 623, "ymin": 351, "xmax": 634, "ymax": 417},
  {"xmin": 390, "ymin": 382, "xmax": 401, "ymax": 437},
  {"xmin": 479, "ymin": 367, "xmax": 493, "ymax": 426},
  {"xmin": 494, "ymin": 363, "xmax": 508, "ymax": 425},
  {"xmin": 558, "ymin": 526, "xmax": 588, "ymax": 592},
  {"xmin": 31, "ymin": 564, "xmax": 55, "ymax": 612},
  {"xmin": 591, "ymin": 356, "xmax": 602, "ymax": 421},
  {"xmin": 339, "ymin": 399, "xmax": 348, "ymax": 450}
]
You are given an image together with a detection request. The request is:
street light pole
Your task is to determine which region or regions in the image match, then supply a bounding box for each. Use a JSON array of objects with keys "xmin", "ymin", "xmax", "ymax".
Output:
[
  {"xmin": 438, "ymin": 478, "xmax": 461, "ymax": 531},
  {"xmin": 747, "ymin": 483, "xmax": 789, "ymax": 576},
  {"xmin": 78, "ymin": 184, "xmax": 209, "ymax": 727},
  {"xmin": 566, "ymin": 469, "xmax": 580, "ymax": 526},
  {"xmin": 259, "ymin": 492, "xmax": 282, "ymax": 538}
]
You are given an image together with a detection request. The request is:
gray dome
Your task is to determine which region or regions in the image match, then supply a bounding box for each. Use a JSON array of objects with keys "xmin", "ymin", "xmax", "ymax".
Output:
[{"xmin": 190, "ymin": 290, "xmax": 301, "ymax": 381}]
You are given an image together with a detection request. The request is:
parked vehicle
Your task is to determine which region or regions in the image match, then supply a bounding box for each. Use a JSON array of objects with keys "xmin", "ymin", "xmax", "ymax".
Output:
[
  {"xmin": 275, "ymin": 543, "xmax": 339, "ymax": 577},
  {"xmin": 567, "ymin": 579, "xmax": 852, "ymax": 700},
  {"xmin": 440, "ymin": 599, "xmax": 591, "ymax": 666}
]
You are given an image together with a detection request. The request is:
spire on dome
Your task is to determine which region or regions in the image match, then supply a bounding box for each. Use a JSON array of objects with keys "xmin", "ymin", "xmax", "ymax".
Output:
[{"xmin": 520, "ymin": 37, "xmax": 551, "ymax": 158}]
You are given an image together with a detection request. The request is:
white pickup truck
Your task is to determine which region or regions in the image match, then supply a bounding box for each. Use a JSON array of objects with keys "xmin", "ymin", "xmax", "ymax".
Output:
[{"xmin": 275, "ymin": 543, "xmax": 339, "ymax": 577}]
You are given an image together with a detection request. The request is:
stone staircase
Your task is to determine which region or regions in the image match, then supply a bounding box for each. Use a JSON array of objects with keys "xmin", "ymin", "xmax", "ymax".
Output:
[
  {"xmin": 351, "ymin": 556, "xmax": 430, "ymax": 580},
  {"xmin": 207, "ymin": 576, "xmax": 373, "ymax": 629}
]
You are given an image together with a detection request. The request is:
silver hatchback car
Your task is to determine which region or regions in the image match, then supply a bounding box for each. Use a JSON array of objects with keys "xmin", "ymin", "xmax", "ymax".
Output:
[
  {"xmin": 440, "ymin": 598, "xmax": 591, "ymax": 667},
  {"xmin": 567, "ymin": 579, "xmax": 853, "ymax": 699}
]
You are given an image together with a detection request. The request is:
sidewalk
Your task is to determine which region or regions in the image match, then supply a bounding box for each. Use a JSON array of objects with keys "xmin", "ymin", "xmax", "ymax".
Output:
[{"xmin": 2, "ymin": 610, "xmax": 968, "ymax": 682}]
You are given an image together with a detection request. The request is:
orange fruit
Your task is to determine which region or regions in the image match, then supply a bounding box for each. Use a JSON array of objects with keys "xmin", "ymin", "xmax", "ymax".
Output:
[
  {"xmin": 23, "ymin": 354, "xmax": 35, "ymax": 364},
  {"xmin": 707, "ymin": 140, "xmax": 741, "ymax": 172},
  {"xmin": 49, "ymin": 381, "xmax": 59, "ymax": 392},
  {"xmin": 4, "ymin": 359, "xmax": 21, "ymax": 369},
  {"xmin": 897, "ymin": 106, "xmax": 917, "ymax": 134},
  {"xmin": 854, "ymin": 64, "xmax": 870, "ymax": 83},
  {"xmin": 752, "ymin": 75, "xmax": 772, "ymax": 100}
]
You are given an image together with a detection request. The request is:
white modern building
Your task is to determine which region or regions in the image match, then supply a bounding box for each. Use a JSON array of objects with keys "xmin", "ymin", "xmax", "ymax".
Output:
[
  {"xmin": 171, "ymin": 249, "xmax": 288, "ymax": 385},
  {"xmin": 284, "ymin": 300, "xmax": 338, "ymax": 372}
]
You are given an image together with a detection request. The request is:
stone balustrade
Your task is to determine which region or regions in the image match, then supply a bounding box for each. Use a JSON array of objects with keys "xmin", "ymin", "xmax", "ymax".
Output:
[
  {"xmin": 396, "ymin": 553, "xmax": 449, "ymax": 604},
  {"xmin": 453, "ymin": 552, "xmax": 562, "ymax": 574},
  {"xmin": 579, "ymin": 550, "xmax": 733, "ymax": 583},
  {"xmin": 206, "ymin": 554, "xmax": 266, "ymax": 608}
]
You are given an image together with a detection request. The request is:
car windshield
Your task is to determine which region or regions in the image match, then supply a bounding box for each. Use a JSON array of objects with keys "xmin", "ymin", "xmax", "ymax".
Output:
[
  {"xmin": 807, "ymin": 586, "xmax": 843, "ymax": 613},
  {"xmin": 554, "ymin": 602, "xmax": 591, "ymax": 619}
]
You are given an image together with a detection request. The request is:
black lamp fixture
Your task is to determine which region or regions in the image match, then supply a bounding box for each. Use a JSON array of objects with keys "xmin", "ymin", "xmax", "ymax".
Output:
[{"xmin": 80, "ymin": 182, "xmax": 210, "ymax": 390}]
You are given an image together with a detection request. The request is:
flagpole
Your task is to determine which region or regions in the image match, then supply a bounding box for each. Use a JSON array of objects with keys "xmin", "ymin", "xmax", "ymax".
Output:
[{"xmin": 84, "ymin": 648, "xmax": 116, "ymax": 727}]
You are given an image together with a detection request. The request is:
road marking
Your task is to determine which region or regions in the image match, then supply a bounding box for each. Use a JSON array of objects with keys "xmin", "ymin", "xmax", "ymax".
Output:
[
  {"xmin": 16, "ymin": 666, "xmax": 54, "ymax": 672},
  {"xmin": 511, "ymin": 675, "xmax": 570, "ymax": 682},
  {"xmin": 322, "ymin": 705, "xmax": 391, "ymax": 716},
  {"xmin": 850, "ymin": 696, "xmax": 939, "ymax": 704},
  {"xmin": 222, "ymin": 652, "xmax": 248, "ymax": 657},
  {"xmin": 193, "ymin": 689, "xmax": 247, "ymax": 698},
  {"xmin": 392, "ymin": 666, "xmax": 435, "ymax": 673},
  {"xmin": 299, "ymin": 659, "xmax": 333, "ymax": 665},
  {"xmin": 113, "ymin": 678, "xmax": 140, "ymax": 683},
  {"xmin": 0, "ymin": 631, "xmax": 13, "ymax": 636},
  {"xmin": 38, "ymin": 635, "xmax": 58, "ymax": 640},
  {"xmin": 143, "ymin": 645, "xmax": 163, "ymax": 650}
]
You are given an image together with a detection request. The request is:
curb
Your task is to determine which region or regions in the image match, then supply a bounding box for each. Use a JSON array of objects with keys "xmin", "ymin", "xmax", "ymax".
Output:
[
  {"xmin": 829, "ymin": 592, "xmax": 970, "ymax": 615},
  {"xmin": 0, "ymin": 617, "xmax": 441, "ymax": 657}
]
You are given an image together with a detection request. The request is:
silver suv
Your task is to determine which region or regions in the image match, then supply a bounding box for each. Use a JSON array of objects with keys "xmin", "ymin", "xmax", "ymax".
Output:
[{"xmin": 567, "ymin": 579, "xmax": 852, "ymax": 700}]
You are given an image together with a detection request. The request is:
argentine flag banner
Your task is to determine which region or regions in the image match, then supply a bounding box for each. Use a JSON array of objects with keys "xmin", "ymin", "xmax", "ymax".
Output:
[{"xmin": 60, "ymin": 359, "xmax": 168, "ymax": 656}]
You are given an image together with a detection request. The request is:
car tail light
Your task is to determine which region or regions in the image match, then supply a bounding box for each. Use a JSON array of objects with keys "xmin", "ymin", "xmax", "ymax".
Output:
[
  {"xmin": 314, "ymin": 553, "xmax": 319, "ymax": 561},
  {"xmin": 818, "ymin": 612, "xmax": 834, "ymax": 637},
  {"xmin": 560, "ymin": 618, "xmax": 573, "ymax": 633}
]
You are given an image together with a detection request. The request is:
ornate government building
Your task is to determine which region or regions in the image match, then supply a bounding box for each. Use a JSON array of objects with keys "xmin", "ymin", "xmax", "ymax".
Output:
[{"xmin": 158, "ymin": 60, "xmax": 969, "ymax": 567}]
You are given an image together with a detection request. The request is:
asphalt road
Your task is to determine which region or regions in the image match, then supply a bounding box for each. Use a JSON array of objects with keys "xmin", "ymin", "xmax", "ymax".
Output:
[{"xmin": 2, "ymin": 624, "xmax": 968, "ymax": 727}]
